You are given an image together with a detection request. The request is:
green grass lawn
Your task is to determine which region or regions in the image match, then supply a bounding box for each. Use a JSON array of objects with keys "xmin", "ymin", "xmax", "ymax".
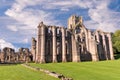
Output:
[
  {"xmin": 29, "ymin": 60, "xmax": 120, "ymax": 80},
  {"xmin": 0, "ymin": 64, "xmax": 58, "ymax": 80},
  {"xmin": 1, "ymin": 60, "xmax": 120, "ymax": 80}
]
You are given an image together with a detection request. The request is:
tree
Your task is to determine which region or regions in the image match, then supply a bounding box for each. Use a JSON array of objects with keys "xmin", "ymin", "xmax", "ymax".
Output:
[{"xmin": 112, "ymin": 30, "xmax": 120, "ymax": 53}]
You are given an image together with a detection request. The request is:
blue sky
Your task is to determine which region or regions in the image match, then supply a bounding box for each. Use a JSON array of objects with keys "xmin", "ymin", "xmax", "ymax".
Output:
[{"xmin": 0, "ymin": 0, "xmax": 120, "ymax": 51}]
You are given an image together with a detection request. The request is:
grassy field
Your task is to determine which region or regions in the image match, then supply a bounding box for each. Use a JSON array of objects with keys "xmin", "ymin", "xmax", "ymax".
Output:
[
  {"xmin": 0, "ymin": 64, "xmax": 58, "ymax": 80},
  {"xmin": 30, "ymin": 60, "xmax": 120, "ymax": 80},
  {"xmin": 1, "ymin": 60, "xmax": 120, "ymax": 80}
]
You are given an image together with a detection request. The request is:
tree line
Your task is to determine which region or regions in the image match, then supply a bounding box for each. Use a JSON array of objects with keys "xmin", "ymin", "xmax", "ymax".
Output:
[{"xmin": 112, "ymin": 30, "xmax": 120, "ymax": 54}]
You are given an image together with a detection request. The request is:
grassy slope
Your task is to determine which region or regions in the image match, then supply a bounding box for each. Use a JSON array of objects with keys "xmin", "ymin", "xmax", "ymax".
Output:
[
  {"xmin": 0, "ymin": 64, "xmax": 58, "ymax": 80},
  {"xmin": 30, "ymin": 60, "xmax": 120, "ymax": 80}
]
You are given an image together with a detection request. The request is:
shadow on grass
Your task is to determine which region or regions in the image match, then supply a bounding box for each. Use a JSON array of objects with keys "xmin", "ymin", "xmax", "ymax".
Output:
[{"xmin": 0, "ymin": 62, "xmax": 24, "ymax": 66}]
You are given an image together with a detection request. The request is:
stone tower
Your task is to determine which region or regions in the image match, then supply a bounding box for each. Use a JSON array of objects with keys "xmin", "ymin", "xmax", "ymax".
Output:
[{"xmin": 68, "ymin": 15, "xmax": 83, "ymax": 29}]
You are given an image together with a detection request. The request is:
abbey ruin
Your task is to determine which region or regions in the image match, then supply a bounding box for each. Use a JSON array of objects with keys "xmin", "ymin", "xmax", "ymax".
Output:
[
  {"xmin": 0, "ymin": 15, "xmax": 114, "ymax": 63},
  {"xmin": 31, "ymin": 15, "xmax": 114, "ymax": 63},
  {"xmin": 0, "ymin": 47, "xmax": 32, "ymax": 63}
]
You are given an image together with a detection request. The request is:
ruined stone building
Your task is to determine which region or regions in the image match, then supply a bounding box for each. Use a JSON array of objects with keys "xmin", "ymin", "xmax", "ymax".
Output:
[
  {"xmin": 0, "ymin": 47, "xmax": 32, "ymax": 63},
  {"xmin": 31, "ymin": 15, "xmax": 114, "ymax": 63}
]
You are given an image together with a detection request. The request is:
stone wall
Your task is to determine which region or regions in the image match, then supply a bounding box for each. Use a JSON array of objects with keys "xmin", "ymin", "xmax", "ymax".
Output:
[
  {"xmin": 0, "ymin": 47, "xmax": 32, "ymax": 63},
  {"xmin": 32, "ymin": 15, "xmax": 114, "ymax": 63}
]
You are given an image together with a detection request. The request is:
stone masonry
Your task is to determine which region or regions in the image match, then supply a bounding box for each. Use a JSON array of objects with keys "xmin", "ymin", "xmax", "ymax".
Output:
[
  {"xmin": 31, "ymin": 15, "xmax": 114, "ymax": 63},
  {"xmin": 0, "ymin": 47, "xmax": 32, "ymax": 63}
]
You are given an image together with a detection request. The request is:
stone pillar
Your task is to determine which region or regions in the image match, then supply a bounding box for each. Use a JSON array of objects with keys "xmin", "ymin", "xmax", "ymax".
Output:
[
  {"xmin": 85, "ymin": 30, "xmax": 89, "ymax": 51},
  {"xmin": 8, "ymin": 49, "xmax": 11, "ymax": 62},
  {"xmin": 107, "ymin": 33, "xmax": 114, "ymax": 60},
  {"xmin": 31, "ymin": 37, "xmax": 36, "ymax": 62},
  {"xmin": 88, "ymin": 30, "xmax": 92, "ymax": 53},
  {"xmin": 61, "ymin": 27, "xmax": 67, "ymax": 62},
  {"xmin": 72, "ymin": 34, "xmax": 80, "ymax": 62},
  {"xmin": 36, "ymin": 23, "xmax": 41, "ymax": 63},
  {"xmin": 52, "ymin": 26, "xmax": 57, "ymax": 63},
  {"xmin": 88, "ymin": 30, "xmax": 99, "ymax": 61},
  {"xmin": 95, "ymin": 31, "xmax": 101, "ymax": 60},
  {"xmin": 9, "ymin": 55, "xmax": 11, "ymax": 62},
  {"xmin": 101, "ymin": 33, "xmax": 108, "ymax": 60},
  {"xmin": 40, "ymin": 22, "xmax": 45, "ymax": 63},
  {"xmin": 91, "ymin": 39, "xmax": 99, "ymax": 61},
  {"xmin": 17, "ymin": 54, "xmax": 19, "ymax": 62},
  {"xmin": 96, "ymin": 31, "xmax": 100, "ymax": 42}
]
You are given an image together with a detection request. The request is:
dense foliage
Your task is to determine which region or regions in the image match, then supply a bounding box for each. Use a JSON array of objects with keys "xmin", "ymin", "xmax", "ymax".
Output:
[{"xmin": 112, "ymin": 30, "xmax": 120, "ymax": 53}]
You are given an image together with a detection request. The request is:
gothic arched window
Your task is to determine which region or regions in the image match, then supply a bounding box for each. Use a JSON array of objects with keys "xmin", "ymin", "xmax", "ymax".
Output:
[
  {"xmin": 77, "ymin": 36, "xmax": 81, "ymax": 42},
  {"xmin": 75, "ymin": 27, "xmax": 81, "ymax": 34}
]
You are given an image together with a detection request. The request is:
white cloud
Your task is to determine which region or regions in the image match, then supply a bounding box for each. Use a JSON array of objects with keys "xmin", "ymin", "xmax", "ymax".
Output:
[
  {"xmin": 0, "ymin": 39, "xmax": 15, "ymax": 49},
  {"xmin": 22, "ymin": 38, "xmax": 29, "ymax": 43},
  {"xmin": 1, "ymin": 0, "xmax": 120, "ymax": 50},
  {"xmin": 5, "ymin": 0, "xmax": 61, "ymax": 37},
  {"xmin": 5, "ymin": 0, "xmax": 120, "ymax": 33},
  {"xmin": 5, "ymin": 0, "xmax": 120, "ymax": 31},
  {"xmin": 0, "ymin": 0, "xmax": 13, "ymax": 8},
  {"xmin": 86, "ymin": 0, "xmax": 120, "ymax": 32},
  {"xmin": 4, "ymin": 0, "xmax": 59, "ymax": 45},
  {"xmin": 5, "ymin": 0, "xmax": 60, "ymax": 26},
  {"xmin": 60, "ymin": 8, "xmax": 69, "ymax": 11},
  {"xmin": 7, "ymin": 25, "xmax": 18, "ymax": 32}
]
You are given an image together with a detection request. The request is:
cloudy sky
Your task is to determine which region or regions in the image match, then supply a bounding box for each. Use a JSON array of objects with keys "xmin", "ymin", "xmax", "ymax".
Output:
[{"xmin": 0, "ymin": 0, "xmax": 120, "ymax": 51}]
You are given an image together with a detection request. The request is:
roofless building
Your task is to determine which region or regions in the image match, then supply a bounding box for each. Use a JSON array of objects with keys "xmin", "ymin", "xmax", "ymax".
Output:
[{"xmin": 31, "ymin": 15, "xmax": 114, "ymax": 63}]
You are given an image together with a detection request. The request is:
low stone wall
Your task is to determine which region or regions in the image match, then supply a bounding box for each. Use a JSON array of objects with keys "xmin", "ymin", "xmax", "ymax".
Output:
[{"xmin": 21, "ymin": 64, "xmax": 73, "ymax": 80}]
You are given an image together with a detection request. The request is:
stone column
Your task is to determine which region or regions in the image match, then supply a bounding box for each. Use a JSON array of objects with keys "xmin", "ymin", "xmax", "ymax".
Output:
[
  {"xmin": 88, "ymin": 30, "xmax": 99, "ymax": 61},
  {"xmin": 88, "ymin": 30, "xmax": 92, "ymax": 53},
  {"xmin": 8, "ymin": 49, "xmax": 11, "ymax": 62},
  {"xmin": 40, "ymin": 22, "xmax": 45, "ymax": 63},
  {"xmin": 85, "ymin": 30, "xmax": 89, "ymax": 51},
  {"xmin": 31, "ymin": 37, "xmax": 36, "ymax": 62},
  {"xmin": 107, "ymin": 33, "xmax": 114, "ymax": 60},
  {"xmin": 52, "ymin": 26, "xmax": 57, "ymax": 62},
  {"xmin": 17, "ymin": 54, "xmax": 19, "ymax": 62},
  {"xmin": 95, "ymin": 31, "xmax": 101, "ymax": 60},
  {"xmin": 61, "ymin": 27, "xmax": 67, "ymax": 62},
  {"xmin": 36, "ymin": 23, "xmax": 41, "ymax": 63},
  {"xmin": 101, "ymin": 33, "xmax": 108, "ymax": 60},
  {"xmin": 72, "ymin": 34, "xmax": 80, "ymax": 62},
  {"xmin": 96, "ymin": 31, "xmax": 100, "ymax": 42},
  {"xmin": 91, "ymin": 39, "xmax": 99, "ymax": 61},
  {"xmin": 9, "ymin": 55, "xmax": 11, "ymax": 62}
]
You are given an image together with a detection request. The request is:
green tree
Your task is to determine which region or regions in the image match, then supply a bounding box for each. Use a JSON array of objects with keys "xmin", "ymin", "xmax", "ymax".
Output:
[{"xmin": 112, "ymin": 30, "xmax": 120, "ymax": 53}]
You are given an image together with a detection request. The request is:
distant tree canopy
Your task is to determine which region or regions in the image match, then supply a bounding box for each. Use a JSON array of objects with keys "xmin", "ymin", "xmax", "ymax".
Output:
[{"xmin": 112, "ymin": 30, "xmax": 120, "ymax": 54}]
